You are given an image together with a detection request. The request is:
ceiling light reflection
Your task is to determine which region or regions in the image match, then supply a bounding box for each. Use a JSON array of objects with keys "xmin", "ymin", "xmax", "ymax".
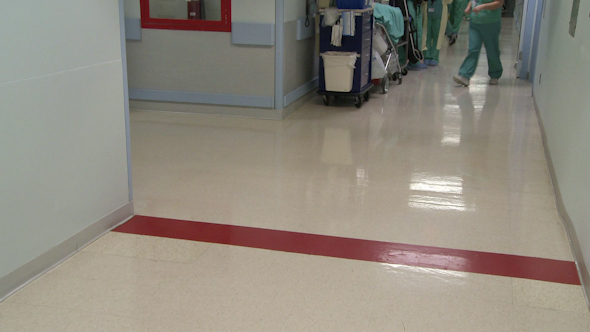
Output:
[
  {"xmin": 441, "ymin": 135, "xmax": 461, "ymax": 146},
  {"xmin": 442, "ymin": 104, "xmax": 462, "ymax": 147},
  {"xmin": 410, "ymin": 173, "xmax": 464, "ymax": 194},
  {"xmin": 380, "ymin": 263, "xmax": 468, "ymax": 277},
  {"xmin": 378, "ymin": 263, "xmax": 469, "ymax": 285},
  {"xmin": 408, "ymin": 195, "xmax": 472, "ymax": 211},
  {"xmin": 356, "ymin": 167, "xmax": 369, "ymax": 187},
  {"xmin": 408, "ymin": 173, "xmax": 474, "ymax": 211}
]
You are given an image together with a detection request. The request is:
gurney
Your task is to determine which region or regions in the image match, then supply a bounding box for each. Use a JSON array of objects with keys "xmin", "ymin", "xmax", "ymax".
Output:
[{"xmin": 371, "ymin": 3, "xmax": 408, "ymax": 92}]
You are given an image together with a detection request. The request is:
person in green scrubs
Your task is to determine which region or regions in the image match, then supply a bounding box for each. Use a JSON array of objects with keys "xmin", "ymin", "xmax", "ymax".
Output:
[
  {"xmin": 445, "ymin": 0, "xmax": 469, "ymax": 45},
  {"xmin": 453, "ymin": 0, "xmax": 504, "ymax": 86},
  {"xmin": 423, "ymin": 0, "xmax": 444, "ymax": 66},
  {"xmin": 420, "ymin": 0, "xmax": 453, "ymax": 66},
  {"xmin": 406, "ymin": 0, "xmax": 428, "ymax": 70}
]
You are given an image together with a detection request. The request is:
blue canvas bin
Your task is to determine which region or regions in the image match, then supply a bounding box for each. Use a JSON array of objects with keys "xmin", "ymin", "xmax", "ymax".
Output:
[{"xmin": 336, "ymin": 0, "xmax": 371, "ymax": 9}]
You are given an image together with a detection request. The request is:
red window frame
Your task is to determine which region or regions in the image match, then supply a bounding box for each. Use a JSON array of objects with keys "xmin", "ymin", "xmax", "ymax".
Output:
[{"xmin": 140, "ymin": 0, "xmax": 231, "ymax": 32}]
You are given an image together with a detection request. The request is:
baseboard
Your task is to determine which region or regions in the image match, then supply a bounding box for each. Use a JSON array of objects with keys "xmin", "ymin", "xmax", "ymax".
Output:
[
  {"xmin": 129, "ymin": 89, "xmax": 274, "ymax": 109},
  {"xmin": 129, "ymin": 100, "xmax": 285, "ymax": 120},
  {"xmin": 0, "ymin": 201, "xmax": 134, "ymax": 302},
  {"xmin": 532, "ymin": 95, "xmax": 590, "ymax": 310},
  {"xmin": 284, "ymin": 77, "xmax": 319, "ymax": 108},
  {"xmin": 129, "ymin": 79, "xmax": 318, "ymax": 120}
]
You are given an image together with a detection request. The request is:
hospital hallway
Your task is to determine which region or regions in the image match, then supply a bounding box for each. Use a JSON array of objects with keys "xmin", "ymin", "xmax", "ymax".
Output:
[{"xmin": 2, "ymin": 18, "xmax": 590, "ymax": 331}]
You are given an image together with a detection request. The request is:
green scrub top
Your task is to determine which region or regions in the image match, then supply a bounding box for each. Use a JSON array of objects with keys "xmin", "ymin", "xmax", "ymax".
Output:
[
  {"xmin": 426, "ymin": 0, "xmax": 444, "ymax": 19},
  {"xmin": 470, "ymin": 0, "xmax": 502, "ymax": 24}
]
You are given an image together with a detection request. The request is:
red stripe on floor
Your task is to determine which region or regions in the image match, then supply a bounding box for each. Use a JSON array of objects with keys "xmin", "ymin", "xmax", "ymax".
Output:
[{"xmin": 114, "ymin": 215, "xmax": 580, "ymax": 285}]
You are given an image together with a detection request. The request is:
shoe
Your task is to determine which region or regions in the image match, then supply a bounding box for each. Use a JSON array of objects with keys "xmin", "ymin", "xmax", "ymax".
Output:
[
  {"xmin": 424, "ymin": 59, "xmax": 431, "ymax": 66},
  {"xmin": 453, "ymin": 75, "xmax": 470, "ymax": 87},
  {"xmin": 449, "ymin": 34, "xmax": 457, "ymax": 46},
  {"xmin": 428, "ymin": 60, "xmax": 438, "ymax": 66},
  {"xmin": 489, "ymin": 78, "xmax": 499, "ymax": 85}
]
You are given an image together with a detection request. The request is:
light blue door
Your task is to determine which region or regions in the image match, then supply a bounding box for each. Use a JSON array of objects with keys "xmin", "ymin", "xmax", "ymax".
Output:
[{"xmin": 517, "ymin": 0, "xmax": 544, "ymax": 82}]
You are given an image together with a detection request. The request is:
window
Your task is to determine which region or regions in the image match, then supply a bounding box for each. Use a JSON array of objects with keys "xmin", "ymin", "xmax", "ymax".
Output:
[{"xmin": 140, "ymin": 0, "xmax": 231, "ymax": 32}]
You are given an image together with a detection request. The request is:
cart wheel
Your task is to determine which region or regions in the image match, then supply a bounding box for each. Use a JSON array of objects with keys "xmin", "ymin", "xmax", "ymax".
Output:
[
  {"xmin": 363, "ymin": 91, "xmax": 370, "ymax": 101},
  {"xmin": 392, "ymin": 72, "xmax": 399, "ymax": 82},
  {"xmin": 323, "ymin": 95, "xmax": 330, "ymax": 106},
  {"xmin": 398, "ymin": 76, "xmax": 403, "ymax": 85},
  {"xmin": 355, "ymin": 96, "xmax": 363, "ymax": 108},
  {"xmin": 381, "ymin": 76, "xmax": 390, "ymax": 93},
  {"xmin": 402, "ymin": 68, "xmax": 408, "ymax": 76}
]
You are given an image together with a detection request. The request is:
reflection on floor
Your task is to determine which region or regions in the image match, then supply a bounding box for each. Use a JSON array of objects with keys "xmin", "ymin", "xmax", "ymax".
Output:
[{"xmin": 1, "ymin": 18, "xmax": 589, "ymax": 331}]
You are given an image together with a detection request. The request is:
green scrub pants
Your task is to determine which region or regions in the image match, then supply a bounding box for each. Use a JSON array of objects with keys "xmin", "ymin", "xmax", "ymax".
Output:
[
  {"xmin": 405, "ymin": 0, "xmax": 423, "ymax": 65},
  {"xmin": 424, "ymin": 17, "xmax": 441, "ymax": 61},
  {"xmin": 458, "ymin": 21, "xmax": 503, "ymax": 79},
  {"xmin": 446, "ymin": 0, "xmax": 469, "ymax": 36}
]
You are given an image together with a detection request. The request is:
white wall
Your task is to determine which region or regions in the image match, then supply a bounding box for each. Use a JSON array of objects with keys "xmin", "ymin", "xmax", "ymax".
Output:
[
  {"xmin": 126, "ymin": 29, "xmax": 275, "ymax": 96},
  {"xmin": 124, "ymin": 0, "xmax": 141, "ymax": 18},
  {"xmin": 0, "ymin": 1, "xmax": 130, "ymax": 281},
  {"xmin": 533, "ymin": 0, "xmax": 590, "ymax": 295},
  {"xmin": 233, "ymin": 0, "xmax": 275, "ymax": 23},
  {"xmin": 283, "ymin": 0, "xmax": 318, "ymax": 96},
  {"xmin": 125, "ymin": 0, "xmax": 276, "ymax": 100},
  {"xmin": 284, "ymin": 0, "xmax": 307, "ymax": 22}
]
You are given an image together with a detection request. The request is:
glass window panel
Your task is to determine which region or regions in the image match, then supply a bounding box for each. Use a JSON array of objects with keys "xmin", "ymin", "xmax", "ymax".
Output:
[{"xmin": 148, "ymin": 0, "xmax": 221, "ymax": 21}]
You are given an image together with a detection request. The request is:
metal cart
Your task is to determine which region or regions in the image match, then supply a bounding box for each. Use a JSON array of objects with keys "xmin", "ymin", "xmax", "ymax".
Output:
[
  {"xmin": 372, "ymin": 22, "xmax": 405, "ymax": 94},
  {"xmin": 390, "ymin": 0, "xmax": 415, "ymax": 76},
  {"xmin": 318, "ymin": 8, "xmax": 374, "ymax": 109},
  {"xmin": 318, "ymin": 84, "xmax": 373, "ymax": 108}
]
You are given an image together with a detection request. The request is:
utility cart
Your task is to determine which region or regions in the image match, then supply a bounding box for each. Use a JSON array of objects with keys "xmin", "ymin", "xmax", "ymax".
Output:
[{"xmin": 318, "ymin": 8, "xmax": 374, "ymax": 108}]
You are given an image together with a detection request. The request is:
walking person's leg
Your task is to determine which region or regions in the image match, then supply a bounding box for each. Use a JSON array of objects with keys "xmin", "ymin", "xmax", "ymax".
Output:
[
  {"xmin": 424, "ymin": 18, "xmax": 433, "ymax": 65},
  {"xmin": 407, "ymin": 0, "xmax": 427, "ymax": 70},
  {"xmin": 454, "ymin": 22, "xmax": 484, "ymax": 86},
  {"xmin": 446, "ymin": 1, "xmax": 457, "ymax": 38},
  {"xmin": 480, "ymin": 20, "xmax": 503, "ymax": 83},
  {"xmin": 416, "ymin": 5, "xmax": 424, "ymax": 51},
  {"xmin": 428, "ymin": 17, "xmax": 441, "ymax": 65},
  {"xmin": 447, "ymin": 0, "xmax": 468, "ymax": 45},
  {"xmin": 453, "ymin": 0, "xmax": 469, "ymax": 32}
]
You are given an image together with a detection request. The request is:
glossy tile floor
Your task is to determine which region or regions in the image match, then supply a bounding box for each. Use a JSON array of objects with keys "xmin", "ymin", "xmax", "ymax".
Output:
[{"xmin": 2, "ymin": 19, "xmax": 589, "ymax": 331}]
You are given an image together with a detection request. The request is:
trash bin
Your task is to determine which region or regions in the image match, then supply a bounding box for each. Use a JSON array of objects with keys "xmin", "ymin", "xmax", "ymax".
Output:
[{"xmin": 321, "ymin": 52, "xmax": 357, "ymax": 92}]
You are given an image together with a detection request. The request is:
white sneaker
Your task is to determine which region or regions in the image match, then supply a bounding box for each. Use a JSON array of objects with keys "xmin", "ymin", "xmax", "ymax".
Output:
[
  {"xmin": 453, "ymin": 75, "xmax": 469, "ymax": 87},
  {"xmin": 489, "ymin": 78, "xmax": 499, "ymax": 85}
]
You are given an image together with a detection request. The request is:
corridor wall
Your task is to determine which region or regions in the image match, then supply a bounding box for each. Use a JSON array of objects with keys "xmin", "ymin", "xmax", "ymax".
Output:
[
  {"xmin": 124, "ymin": 0, "xmax": 279, "ymax": 118},
  {"xmin": 0, "ymin": 1, "xmax": 132, "ymax": 300},
  {"xmin": 124, "ymin": 0, "xmax": 318, "ymax": 120},
  {"xmin": 533, "ymin": 0, "xmax": 590, "ymax": 305},
  {"xmin": 283, "ymin": 0, "xmax": 318, "ymax": 112}
]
